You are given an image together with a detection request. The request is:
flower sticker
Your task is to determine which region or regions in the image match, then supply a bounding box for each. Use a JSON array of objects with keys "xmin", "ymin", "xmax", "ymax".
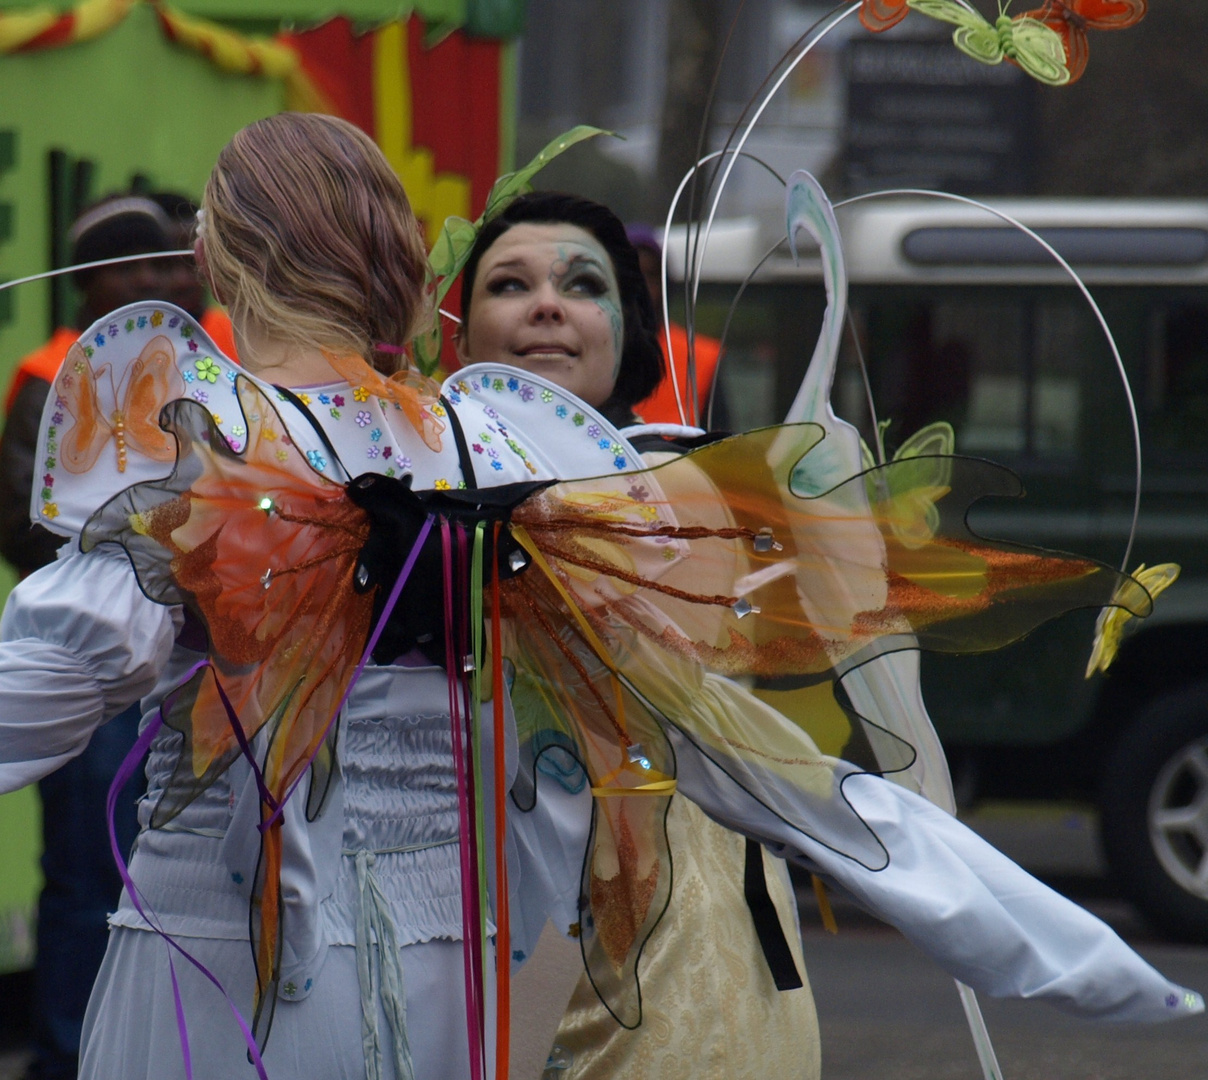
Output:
[
  {"xmin": 507, "ymin": 377, "xmax": 519, "ymax": 392},
  {"xmin": 370, "ymin": 428, "xmax": 382, "ymax": 442},
  {"xmin": 367, "ymin": 445, "xmax": 380, "ymax": 459},
  {"xmin": 383, "ymin": 447, "xmax": 392, "ymax": 459},
  {"xmin": 398, "ymin": 456, "xmax": 411, "ymax": 470},
  {"xmin": 587, "ymin": 424, "xmax": 601, "ymax": 439},
  {"xmin": 356, "ymin": 411, "xmax": 372, "ymax": 427},
  {"xmin": 187, "ymin": 340, "xmax": 199, "ymax": 352},
  {"xmin": 472, "ymin": 443, "xmax": 484, "ymax": 454},
  {"xmin": 556, "ymin": 405, "xmax": 568, "ymax": 418},
  {"xmin": 541, "ymin": 389, "xmax": 554, "ymax": 403},
  {"xmin": 519, "ymin": 385, "xmax": 535, "ymax": 402},
  {"xmin": 94, "ymin": 335, "xmax": 106, "ymax": 348},
  {"xmin": 306, "ymin": 449, "xmax": 327, "ymax": 471},
  {"xmin": 329, "ymin": 408, "xmax": 341, "ymax": 420},
  {"xmin": 195, "ymin": 358, "xmax": 221, "ymax": 383},
  {"xmin": 192, "ymin": 389, "xmax": 209, "ymax": 404},
  {"xmin": 318, "ymin": 394, "xmax": 331, "ymax": 405},
  {"xmin": 333, "ymin": 394, "xmax": 345, "ymax": 407},
  {"xmin": 150, "ymin": 311, "xmax": 163, "ymax": 327},
  {"xmin": 435, "ymin": 479, "xmax": 451, "ymax": 490},
  {"xmin": 353, "ymin": 387, "xmax": 369, "ymax": 402},
  {"xmin": 431, "ymin": 403, "xmax": 446, "ymax": 418},
  {"xmin": 297, "ymin": 392, "xmax": 311, "ymax": 406},
  {"xmin": 42, "ymin": 503, "xmax": 59, "ymax": 520},
  {"xmin": 490, "ymin": 460, "xmax": 503, "ymax": 471}
]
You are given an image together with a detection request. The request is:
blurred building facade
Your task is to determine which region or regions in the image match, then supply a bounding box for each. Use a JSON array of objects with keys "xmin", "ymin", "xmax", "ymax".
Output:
[{"xmin": 517, "ymin": 0, "xmax": 1208, "ymax": 223}]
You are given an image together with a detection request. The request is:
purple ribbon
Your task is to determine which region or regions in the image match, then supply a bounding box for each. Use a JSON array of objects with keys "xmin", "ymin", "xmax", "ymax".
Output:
[
  {"xmin": 106, "ymin": 661, "xmax": 268, "ymax": 1080},
  {"xmin": 443, "ymin": 519, "xmax": 485, "ymax": 1080}
]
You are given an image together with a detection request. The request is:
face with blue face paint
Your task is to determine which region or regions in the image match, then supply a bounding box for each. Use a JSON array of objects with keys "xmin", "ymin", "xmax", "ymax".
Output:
[{"xmin": 455, "ymin": 223, "xmax": 624, "ymax": 409}]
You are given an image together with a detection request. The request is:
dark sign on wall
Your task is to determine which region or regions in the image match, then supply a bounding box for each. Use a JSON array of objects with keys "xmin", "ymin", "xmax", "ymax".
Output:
[{"xmin": 842, "ymin": 38, "xmax": 1037, "ymax": 196}]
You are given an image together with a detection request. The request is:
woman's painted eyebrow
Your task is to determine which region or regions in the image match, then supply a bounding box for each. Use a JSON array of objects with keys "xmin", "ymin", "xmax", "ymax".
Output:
[
  {"xmin": 562, "ymin": 252, "xmax": 608, "ymax": 273},
  {"xmin": 484, "ymin": 257, "xmax": 530, "ymax": 273}
]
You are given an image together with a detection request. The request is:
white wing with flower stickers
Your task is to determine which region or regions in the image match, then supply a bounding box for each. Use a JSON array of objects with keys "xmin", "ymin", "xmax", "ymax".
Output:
[{"xmin": 33, "ymin": 301, "xmax": 247, "ymax": 539}]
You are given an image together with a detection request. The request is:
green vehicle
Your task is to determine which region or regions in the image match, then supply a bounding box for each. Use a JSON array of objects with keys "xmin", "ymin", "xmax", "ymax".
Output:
[{"xmin": 682, "ymin": 197, "xmax": 1208, "ymax": 941}]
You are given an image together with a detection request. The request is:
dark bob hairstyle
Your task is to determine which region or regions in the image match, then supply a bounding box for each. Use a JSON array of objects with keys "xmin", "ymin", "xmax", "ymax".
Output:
[{"xmin": 458, "ymin": 191, "xmax": 664, "ymax": 420}]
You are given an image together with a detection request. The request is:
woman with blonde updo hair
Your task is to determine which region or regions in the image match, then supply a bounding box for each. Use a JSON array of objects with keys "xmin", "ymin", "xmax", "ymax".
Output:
[
  {"xmin": 0, "ymin": 112, "xmax": 531, "ymax": 1080},
  {"xmin": 200, "ymin": 112, "xmax": 430, "ymax": 380}
]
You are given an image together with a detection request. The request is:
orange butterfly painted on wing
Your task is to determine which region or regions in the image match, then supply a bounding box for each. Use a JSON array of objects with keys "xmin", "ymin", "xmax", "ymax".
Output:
[
  {"xmin": 56, "ymin": 335, "xmax": 185, "ymax": 473},
  {"xmin": 1021, "ymin": 0, "xmax": 1147, "ymax": 82},
  {"xmin": 861, "ymin": 0, "xmax": 911, "ymax": 32}
]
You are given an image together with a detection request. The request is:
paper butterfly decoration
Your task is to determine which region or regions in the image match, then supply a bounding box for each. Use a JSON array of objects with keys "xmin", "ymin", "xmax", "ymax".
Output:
[
  {"xmin": 56, "ymin": 335, "xmax": 184, "ymax": 474},
  {"xmin": 906, "ymin": 0, "xmax": 1072, "ymax": 86},
  {"xmin": 860, "ymin": 0, "xmax": 911, "ymax": 32},
  {"xmin": 1020, "ymin": 0, "xmax": 1147, "ymax": 83}
]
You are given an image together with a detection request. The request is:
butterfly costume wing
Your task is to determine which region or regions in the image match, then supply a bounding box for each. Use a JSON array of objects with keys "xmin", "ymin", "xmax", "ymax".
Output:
[{"xmin": 860, "ymin": 0, "xmax": 911, "ymax": 33}]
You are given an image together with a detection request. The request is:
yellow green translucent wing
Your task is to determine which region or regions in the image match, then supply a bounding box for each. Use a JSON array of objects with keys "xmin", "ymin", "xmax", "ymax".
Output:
[
  {"xmin": 1005, "ymin": 15, "xmax": 1072, "ymax": 85},
  {"xmin": 501, "ymin": 423, "xmax": 1154, "ymax": 1025},
  {"xmin": 865, "ymin": 422, "xmax": 957, "ymax": 550}
]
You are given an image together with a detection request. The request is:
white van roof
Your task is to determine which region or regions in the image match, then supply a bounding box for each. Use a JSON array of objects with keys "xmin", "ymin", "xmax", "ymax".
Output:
[{"xmin": 668, "ymin": 200, "xmax": 1208, "ymax": 288}]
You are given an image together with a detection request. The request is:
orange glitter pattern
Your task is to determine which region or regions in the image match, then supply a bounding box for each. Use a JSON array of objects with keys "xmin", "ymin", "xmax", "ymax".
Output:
[
  {"xmin": 502, "ymin": 425, "xmax": 1152, "ymax": 1024},
  {"xmin": 82, "ymin": 377, "xmax": 374, "ymax": 1029}
]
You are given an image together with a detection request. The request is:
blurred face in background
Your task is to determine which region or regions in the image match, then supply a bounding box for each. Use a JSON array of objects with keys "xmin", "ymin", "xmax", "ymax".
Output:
[
  {"xmin": 79, "ymin": 256, "xmax": 165, "ymax": 325},
  {"xmin": 157, "ymin": 220, "xmax": 208, "ymax": 320},
  {"xmin": 457, "ymin": 222, "xmax": 623, "ymax": 408}
]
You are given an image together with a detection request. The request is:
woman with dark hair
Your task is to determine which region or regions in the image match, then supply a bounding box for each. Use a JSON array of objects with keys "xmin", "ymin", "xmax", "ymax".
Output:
[
  {"xmin": 457, "ymin": 191, "xmax": 664, "ymax": 429},
  {"xmin": 455, "ymin": 190, "xmax": 823, "ymax": 1077},
  {"xmin": 452, "ymin": 191, "xmax": 1204, "ymax": 1079}
]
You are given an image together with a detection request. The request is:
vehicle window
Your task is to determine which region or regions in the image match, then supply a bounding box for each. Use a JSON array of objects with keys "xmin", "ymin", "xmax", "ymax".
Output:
[
  {"xmin": 1145, "ymin": 300, "xmax": 1208, "ymax": 457},
  {"xmin": 841, "ymin": 288, "xmax": 1089, "ymax": 464}
]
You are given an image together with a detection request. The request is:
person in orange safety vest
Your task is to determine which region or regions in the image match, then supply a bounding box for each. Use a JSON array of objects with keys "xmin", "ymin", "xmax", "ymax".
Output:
[{"xmin": 626, "ymin": 224, "xmax": 723, "ymax": 427}]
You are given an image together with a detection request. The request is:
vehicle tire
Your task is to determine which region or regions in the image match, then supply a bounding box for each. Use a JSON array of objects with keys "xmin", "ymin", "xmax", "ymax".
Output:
[{"xmin": 1100, "ymin": 682, "xmax": 1208, "ymax": 943}]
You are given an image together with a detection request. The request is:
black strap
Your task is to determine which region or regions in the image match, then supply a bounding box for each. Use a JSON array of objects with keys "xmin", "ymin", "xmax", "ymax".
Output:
[
  {"xmin": 274, "ymin": 384, "xmax": 350, "ymax": 481},
  {"xmin": 442, "ymin": 394, "xmax": 477, "ymax": 491},
  {"xmin": 743, "ymin": 839, "xmax": 804, "ymax": 991}
]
